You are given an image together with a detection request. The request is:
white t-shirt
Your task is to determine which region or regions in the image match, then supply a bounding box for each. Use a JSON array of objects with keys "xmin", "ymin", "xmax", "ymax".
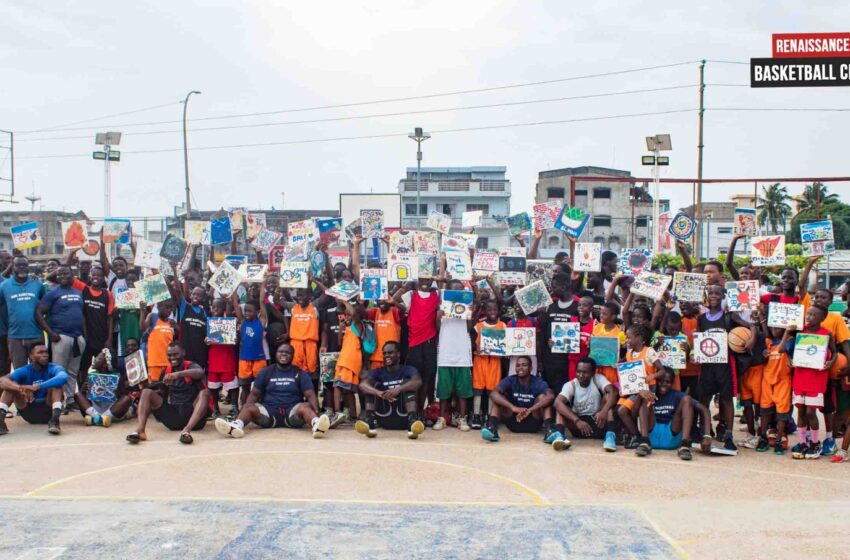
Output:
[
  {"xmin": 437, "ymin": 317, "xmax": 472, "ymax": 367},
  {"xmin": 559, "ymin": 374, "xmax": 610, "ymax": 416},
  {"xmin": 401, "ymin": 289, "xmax": 433, "ymax": 309}
]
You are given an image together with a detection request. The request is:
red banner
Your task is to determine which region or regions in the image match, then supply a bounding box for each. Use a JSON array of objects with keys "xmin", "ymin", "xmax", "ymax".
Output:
[{"xmin": 773, "ymin": 32, "xmax": 850, "ymax": 58}]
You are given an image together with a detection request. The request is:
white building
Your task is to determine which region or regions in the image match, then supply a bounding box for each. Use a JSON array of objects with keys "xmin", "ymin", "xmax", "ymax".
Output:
[{"xmin": 397, "ymin": 166, "xmax": 511, "ymax": 249}]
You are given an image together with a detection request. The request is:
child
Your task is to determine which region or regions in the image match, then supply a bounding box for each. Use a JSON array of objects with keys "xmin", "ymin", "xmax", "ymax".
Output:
[
  {"xmin": 592, "ymin": 301, "xmax": 625, "ymax": 385},
  {"xmin": 812, "ymin": 287, "xmax": 850, "ymax": 457},
  {"xmin": 140, "ymin": 299, "xmax": 176, "ymax": 382},
  {"xmin": 734, "ymin": 307, "xmax": 768, "ymax": 449},
  {"xmin": 75, "ymin": 348, "xmax": 133, "ymax": 427},
  {"xmin": 434, "ymin": 278, "xmax": 473, "ymax": 432},
  {"xmin": 287, "ymin": 288, "xmax": 322, "ymax": 378},
  {"xmin": 757, "ymin": 324, "xmax": 794, "ymax": 455},
  {"xmin": 366, "ymin": 298, "xmax": 402, "ymax": 370},
  {"xmin": 656, "ymin": 310, "xmax": 686, "ymax": 392},
  {"xmin": 616, "ymin": 323, "xmax": 663, "ymax": 449},
  {"xmin": 333, "ymin": 299, "xmax": 365, "ymax": 426},
  {"xmin": 231, "ymin": 279, "xmax": 269, "ymax": 406},
  {"xmin": 568, "ymin": 296, "xmax": 596, "ymax": 381},
  {"xmin": 205, "ymin": 297, "xmax": 239, "ymax": 419},
  {"xmin": 789, "ymin": 304, "xmax": 836, "ymax": 459},
  {"xmin": 678, "ymin": 301, "xmax": 702, "ymax": 397},
  {"xmin": 472, "ymin": 300, "xmax": 505, "ymax": 429}
]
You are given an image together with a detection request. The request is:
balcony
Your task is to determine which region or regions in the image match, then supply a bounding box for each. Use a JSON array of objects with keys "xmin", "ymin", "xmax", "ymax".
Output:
[{"xmin": 400, "ymin": 180, "xmax": 509, "ymax": 193}]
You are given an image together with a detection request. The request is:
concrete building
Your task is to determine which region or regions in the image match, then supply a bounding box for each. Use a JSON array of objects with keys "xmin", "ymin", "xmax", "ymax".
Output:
[
  {"xmin": 680, "ymin": 201, "xmax": 742, "ymax": 259},
  {"xmin": 398, "ymin": 166, "xmax": 511, "ymax": 249},
  {"xmin": 0, "ymin": 209, "xmax": 88, "ymax": 258},
  {"xmin": 534, "ymin": 166, "xmax": 667, "ymax": 257}
]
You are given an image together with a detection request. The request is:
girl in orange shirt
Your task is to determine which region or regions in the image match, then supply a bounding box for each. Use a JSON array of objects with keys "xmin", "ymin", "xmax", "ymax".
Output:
[
  {"xmin": 617, "ymin": 323, "xmax": 664, "ymax": 449},
  {"xmin": 332, "ymin": 299, "xmax": 365, "ymax": 426},
  {"xmin": 287, "ymin": 289, "xmax": 321, "ymax": 376},
  {"xmin": 366, "ymin": 300, "xmax": 401, "ymax": 370},
  {"xmin": 592, "ymin": 301, "xmax": 625, "ymax": 385}
]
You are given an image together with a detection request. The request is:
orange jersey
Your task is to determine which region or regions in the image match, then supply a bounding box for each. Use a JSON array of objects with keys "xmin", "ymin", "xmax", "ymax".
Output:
[
  {"xmin": 290, "ymin": 303, "xmax": 319, "ymax": 342},
  {"xmin": 336, "ymin": 324, "xmax": 363, "ymax": 374},
  {"xmin": 147, "ymin": 318, "xmax": 174, "ymax": 380},
  {"xmin": 679, "ymin": 315, "xmax": 701, "ymax": 378},
  {"xmin": 762, "ymin": 338, "xmax": 792, "ymax": 385},
  {"xmin": 372, "ymin": 308, "xmax": 401, "ymax": 354},
  {"xmin": 592, "ymin": 322, "xmax": 623, "ymax": 384},
  {"xmin": 627, "ymin": 345, "xmax": 657, "ymax": 386}
]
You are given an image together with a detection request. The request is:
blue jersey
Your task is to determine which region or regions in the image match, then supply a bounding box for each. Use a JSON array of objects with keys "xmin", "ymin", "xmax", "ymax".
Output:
[
  {"xmin": 239, "ymin": 318, "xmax": 266, "ymax": 360},
  {"xmin": 496, "ymin": 375, "xmax": 550, "ymax": 408},
  {"xmin": 10, "ymin": 363, "xmax": 69, "ymax": 403},
  {"xmin": 0, "ymin": 277, "xmax": 45, "ymax": 339},
  {"xmin": 254, "ymin": 364, "xmax": 312, "ymax": 411}
]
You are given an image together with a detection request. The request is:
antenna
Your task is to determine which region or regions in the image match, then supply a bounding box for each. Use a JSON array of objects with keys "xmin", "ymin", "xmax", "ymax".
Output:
[{"xmin": 24, "ymin": 181, "xmax": 40, "ymax": 212}]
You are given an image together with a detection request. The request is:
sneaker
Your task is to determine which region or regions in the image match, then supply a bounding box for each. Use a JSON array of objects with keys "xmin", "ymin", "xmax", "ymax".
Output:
[
  {"xmin": 723, "ymin": 432, "xmax": 738, "ymax": 453},
  {"xmin": 774, "ymin": 440, "xmax": 785, "ymax": 455},
  {"xmin": 329, "ymin": 410, "xmax": 348, "ymax": 429},
  {"xmin": 355, "ymin": 415, "xmax": 378, "ymax": 438},
  {"xmin": 226, "ymin": 408, "xmax": 239, "ymax": 421},
  {"xmin": 312, "ymin": 413, "xmax": 330, "ymax": 439},
  {"xmin": 449, "ymin": 413, "xmax": 460, "ymax": 428},
  {"xmin": 804, "ymin": 442, "xmax": 822, "ymax": 460},
  {"xmin": 780, "ymin": 435, "xmax": 789, "ymax": 450},
  {"xmin": 831, "ymin": 449, "xmax": 848, "ymax": 463},
  {"xmin": 635, "ymin": 442, "xmax": 652, "ymax": 457},
  {"xmin": 407, "ymin": 416, "xmax": 425, "ymax": 440},
  {"xmin": 0, "ymin": 413, "xmax": 8, "ymax": 435},
  {"xmin": 755, "ymin": 437, "xmax": 770, "ymax": 453},
  {"xmin": 738, "ymin": 434, "xmax": 760, "ymax": 449},
  {"xmin": 602, "ymin": 431, "xmax": 617, "ymax": 452},
  {"xmin": 432, "ymin": 417, "xmax": 447, "ymax": 431},
  {"xmin": 551, "ymin": 432, "xmax": 571, "ymax": 452},
  {"xmin": 457, "ymin": 417, "xmax": 471, "ymax": 432},
  {"xmin": 101, "ymin": 415, "xmax": 112, "ymax": 428},
  {"xmin": 766, "ymin": 428, "xmax": 778, "ymax": 446},
  {"xmin": 543, "ymin": 427, "xmax": 561, "ymax": 445},
  {"xmin": 84, "ymin": 414, "xmax": 95, "ymax": 426},
  {"xmin": 715, "ymin": 422, "xmax": 727, "ymax": 442},
  {"xmin": 215, "ymin": 417, "xmax": 244, "ymax": 438},
  {"xmin": 481, "ymin": 424, "xmax": 500, "ymax": 442},
  {"xmin": 470, "ymin": 414, "xmax": 483, "ymax": 430},
  {"xmin": 822, "ymin": 437, "xmax": 837, "ymax": 457},
  {"xmin": 624, "ymin": 435, "xmax": 640, "ymax": 450},
  {"xmin": 47, "ymin": 409, "xmax": 61, "ymax": 435},
  {"xmin": 791, "ymin": 442, "xmax": 806, "ymax": 459}
]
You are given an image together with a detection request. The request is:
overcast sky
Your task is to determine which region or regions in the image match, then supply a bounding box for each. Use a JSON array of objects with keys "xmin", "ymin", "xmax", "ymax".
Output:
[{"xmin": 3, "ymin": 1, "xmax": 848, "ymax": 219}]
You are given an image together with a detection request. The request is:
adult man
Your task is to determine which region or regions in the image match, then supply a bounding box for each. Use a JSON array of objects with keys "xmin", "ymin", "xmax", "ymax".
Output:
[
  {"xmin": 0, "ymin": 343, "xmax": 68, "ymax": 435},
  {"xmin": 126, "ymin": 342, "xmax": 210, "ymax": 445},
  {"xmin": 481, "ymin": 356, "xmax": 554, "ymax": 443},
  {"xmin": 551, "ymin": 356, "xmax": 619, "ymax": 452},
  {"xmin": 214, "ymin": 343, "xmax": 331, "ymax": 439},
  {"xmin": 356, "ymin": 341, "xmax": 425, "ymax": 439},
  {"xmin": 73, "ymin": 266, "xmax": 114, "ymax": 375},
  {"xmin": 0, "ymin": 249, "xmax": 12, "ymax": 375},
  {"xmin": 0, "ymin": 256, "xmax": 45, "ymax": 368},
  {"xmin": 37, "ymin": 265, "xmax": 86, "ymax": 401}
]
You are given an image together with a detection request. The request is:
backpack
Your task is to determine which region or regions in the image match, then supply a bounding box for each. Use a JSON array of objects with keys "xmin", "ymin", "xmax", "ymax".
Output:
[{"xmin": 361, "ymin": 322, "xmax": 378, "ymax": 356}]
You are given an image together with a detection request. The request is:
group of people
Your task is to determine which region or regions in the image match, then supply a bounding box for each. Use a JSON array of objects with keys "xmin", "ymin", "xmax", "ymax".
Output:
[{"xmin": 1, "ymin": 225, "xmax": 849, "ymax": 465}]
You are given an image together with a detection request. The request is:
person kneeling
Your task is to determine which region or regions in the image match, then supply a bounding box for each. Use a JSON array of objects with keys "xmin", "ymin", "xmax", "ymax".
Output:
[
  {"xmin": 76, "ymin": 349, "xmax": 134, "ymax": 427},
  {"xmin": 481, "ymin": 356, "xmax": 554, "ymax": 443},
  {"xmin": 356, "ymin": 341, "xmax": 425, "ymax": 439},
  {"xmin": 551, "ymin": 357, "xmax": 619, "ymax": 452},
  {"xmin": 635, "ymin": 369, "xmax": 712, "ymax": 460},
  {"xmin": 215, "ymin": 343, "xmax": 330, "ymax": 439},
  {"xmin": 127, "ymin": 341, "xmax": 210, "ymax": 445},
  {"xmin": 0, "ymin": 343, "xmax": 68, "ymax": 435}
]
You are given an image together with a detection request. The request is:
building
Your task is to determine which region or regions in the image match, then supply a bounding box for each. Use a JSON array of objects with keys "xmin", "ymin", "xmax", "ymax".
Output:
[
  {"xmin": 0, "ymin": 209, "xmax": 88, "ymax": 258},
  {"xmin": 397, "ymin": 166, "xmax": 511, "ymax": 249},
  {"xmin": 680, "ymin": 201, "xmax": 743, "ymax": 259},
  {"xmin": 534, "ymin": 166, "xmax": 667, "ymax": 257}
]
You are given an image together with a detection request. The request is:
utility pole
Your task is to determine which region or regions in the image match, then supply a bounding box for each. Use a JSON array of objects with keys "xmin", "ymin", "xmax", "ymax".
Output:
[
  {"xmin": 694, "ymin": 60, "xmax": 706, "ymax": 258},
  {"xmin": 0, "ymin": 129, "xmax": 15, "ymax": 203},
  {"xmin": 408, "ymin": 127, "xmax": 431, "ymax": 228},
  {"xmin": 182, "ymin": 90, "xmax": 202, "ymax": 216}
]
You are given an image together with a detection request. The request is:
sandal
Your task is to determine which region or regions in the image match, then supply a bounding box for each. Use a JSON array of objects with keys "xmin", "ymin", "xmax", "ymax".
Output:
[
  {"xmin": 179, "ymin": 431, "xmax": 193, "ymax": 445},
  {"xmin": 126, "ymin": 432, "xmax": 146, "ymax": 444},
  {"xmin": 678, "ymin": 446, "xmax": 693, "ymax": 461}
]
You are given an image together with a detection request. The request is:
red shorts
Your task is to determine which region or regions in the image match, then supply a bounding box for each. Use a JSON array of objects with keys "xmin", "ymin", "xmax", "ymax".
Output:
[{"xmin": 207, "ymin": 370, "xmax": 237, "ymax": 390}]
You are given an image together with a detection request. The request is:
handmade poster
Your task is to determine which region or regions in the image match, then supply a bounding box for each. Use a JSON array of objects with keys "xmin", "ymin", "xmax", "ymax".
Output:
[
  {"xmin": 207, "ymin": 317, "xmax": 238, "ymax": 345},
  {"xmin": 751, "ymin": 235, "xmax": 786, "ymax": 267},
  {"xmin": 282, "ymin": 241, "xmax": 309, "ymax": 263},
  {"xmin": 317, "ymin": 218, "xmax": 343, "ymax": 246},
  {"xmin": 767, "ymin": 302, "xmax": 805, "ymax": 329},
  {"xmin": 389, "ymin": 231, "xmax": 415, "ymax": 255},
  {"xmin": 617, "ymin": 361, "xmax": 649, "ymax": 395},
  {"xmin": 325, "ymin": 280, "xmax": 360, "ymax": 300},
  {"xmin": 551, "ymin": 321, "xmax": 580, "ymax": 354},
  {"xmin": 792, "ymin": 333, "xmax": 829, "ymax": 369},
  {"xmin": 103, "ymin": 218, "xmax": 131, "ymax": 244},
  {"xmin": 630, "ymin": 272, "xmax": 672, "ymax": 300},
  {"xmin": 800, "ymin": 220, "xmax": 835, "ymax": 257},
  {"xmin": 734, "ymin": 208, "xmax": 758, "ymax": 236},
  {"xmin": 209, "ymin": 216, "xmax": 234, "ymax": 245},
  {"xmin": 157, "ymin": 258, "xmax": 174, "ymax": 278},
  {"xmin": 140, "ymin": 274, "xmax": 170, "ymax": 305},
  {"xmin": 75, "ymin": 235, "xmax": 102, "ymax": 262},
  {"xmin": 238, "ymin": 263, "xmax": 268, "ymax": 283},
  {"xmin": 554, "ymin": 205, "xmax": 590, "ymax": 240},
  {"xmin": 159, "ymin": 234, "xmax": 188, "ymax": 262},
  {"xmin": 574, "ymin": 243, "xmax": 602, "ymax": 272},
  {"xmin": 693, "ymin": 331, "xmax": 729, "ymax": 364},
  {"xmin": 667, "ymin": 211, "xmax": 696, "ymax": 241},
  {"xmin": 320, "ymin": 352, "xmax": 340, "ymax": 383},
  {"xmin": 208, "ymin": 260, "xmax": 241, "ymax": 296},
  {"xmin": 515, "ymin": 280, "xmax": 553, "ymax": 315},
  {"xmin": 726, "ymin": 280, "xmax": 760, "ymax": 312},
  {"xmin": 462, "ymin": 210, "xmax": 483, "ymax": 228},
  {"xmin": 250, "ymin": 229, "xmax": 283, "ymax": 252},
  {"xmin": 88, "ymin": 372, "xmax": 119, "ymax": 403},
  {"xmin": 445, "ymin": 252, "xmax": 472, "ymax": 281},
  {"xmin": 618, "ymin": 248, "xmax": 653, "ymax": 276},
  {"xmin": 672, "ymin": 272, "xmax": 707, "ymax": 303},
  {"xmin": 115, "ymin": 288, "xmax": 143, "ymax": 310},
  {"xmin": 360, "ymin": 209, "xmax": 384, "ymax": 239},
  {"xmin": 472, "ymin": 250, "xmax": 499, "ymax": 276},
  {"xmin": 388, "ymin": 253, "xmax": 419, "ymax": 282},
  {"xmin": 498, "ymin": 253, "xmax": 526, "ymax": 286},
  {"xmin": 658, "ymin": 335, "xmax": 688, "ymax": 369},
  {"xmin": 61, "ymin": 220, "xmax": 88, "ymax": 249},
  {"xmin": 344, "ymin": 217, "xmax": 362, "ymax": 240},
  {"xmin": 134, "ymin": 239, "xmax": 163, "ymax": 269},
  {"xmin": 228, "ymin": 209, "xmax": 246, "ymax": 231},
  {"xmin": 184, "ymin": 221, "xmax": 210, "ymax": 245},
  {"xmin": 505, "ymin": 212, "xmax": 532, "ymax": 235},
  {"xmin": 268, "ymin": 245, "xmax": 287, "ymax": 271},
  {"xmin": 245, "ymin": 213, "xmax": 266, "ymax": 240},
  {"xmin": 413, "ymin": 230, "xmax": 439, "ymax": 254},
  {"xmin": 418, "ymin": 253, "xmax": 438, "ymax": 279},
  {"xmin": 125, "ymin": 350, "xmax": 148, "ymax": 386},
  {"xmin": 328, "ymin": 250, "xmax": 348, "ymax": 268},
  {"xmin": 426, "ymin": 211, "xmax": 452, "ymax": 235},
  {"xmin": 532, "ymin": 201, "xmax": 562, "ymax": 231},
  {"xmin": 525, "ymin": 260, "xmax": 554, "ymax": 287},
  {"xmin": 440, "ymin": 289, "xmax": 474, "ymax": 320},
  {"xmin": 288, "ymin": 219, "xmax": 316, "ymax": 245},
  {"xmin": 480, "ymin": 327, "xmax": 536, "ymax": 356},
  {"xmin": 309, "ymin": 250, "xmax": 326, "ymax": 279},
  {"xmin": 224, "ymin": 254, "xmax": 248, "ymax": 268},
  {"xmin": 10, "ymin": 222, "xmax": 42, "ymax": 250},
  {"xmin": 589, "ymin": 336, "xmax": 620, "ymax": 367},
  {"xmin": 360, "ymin": 269, "xmax": 388, "ymax": 301},
  {"xmin": 441, "ymin": 233, "xmax": 468, "ymax": 253},
  {"xmin": 457, "ymin": 233, "xmax": 478, "ymax": 249},
  {"xmin": 279, "ymin": 262, "xmax": 309, "ymax": 289}
]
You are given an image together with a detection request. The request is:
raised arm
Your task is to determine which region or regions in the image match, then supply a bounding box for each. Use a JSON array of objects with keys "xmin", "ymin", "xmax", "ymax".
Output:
[
  {"xmin": 676, "ymin": 240, "xmax": 693, "ymax": 273},
  {"xmin": 726, "ymin": 234, "xmax": 744, "ymax": 281},
  {"xmin": 528, "ymin": 229, "xmax": 543, "ymax": 259},
  {"xmin": 798, "ymin": 256, "xmax": 820, "ymax": 299},
  {"xmin": 350, "ymin": 235, "xmax": 363, "ymax": 279}
]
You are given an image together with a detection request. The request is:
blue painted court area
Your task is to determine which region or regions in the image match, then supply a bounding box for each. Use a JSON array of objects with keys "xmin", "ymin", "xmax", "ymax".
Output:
[{"xmin": 0, "ymin": 500, "xmax": 674, "ymax": 559}]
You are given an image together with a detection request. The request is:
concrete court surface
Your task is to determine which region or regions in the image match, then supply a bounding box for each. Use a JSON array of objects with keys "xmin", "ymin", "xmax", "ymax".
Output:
[{"xmin": 0, "ymin": 415, "xmax": 848, "ymax": 559}]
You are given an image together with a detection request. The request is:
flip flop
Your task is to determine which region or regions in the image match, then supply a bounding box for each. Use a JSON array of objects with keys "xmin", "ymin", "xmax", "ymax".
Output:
[
  {"xmin": 179, "ymin": 432, "xmax": 193, "ymax": 445},
  {"xmin": 126, "ymin": 432, "xmax": 146, "ymax": 444}
]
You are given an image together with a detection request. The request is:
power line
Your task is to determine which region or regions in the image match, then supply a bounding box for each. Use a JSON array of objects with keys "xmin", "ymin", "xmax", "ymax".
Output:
[
  {"xmin": 706, "ymin": 59, "xmax": 750, "ymax": 65},
  {"xmin": 16, "ymin": 84, "xmax": 698, "ymax": 143},
  {"xmin": 710, "ymin": 107, "xmax": 850, "ymax": 112},
  {"xmin": 16, "ymin": 60, "xmax": 702, "ymax": 135},
  {"xmin": 18, "ymin": 101, "xmax": 182, "ymax": 134},
  {"xmin": 16, "ymin": 108, "xmax": 697, "ymax": 160}
]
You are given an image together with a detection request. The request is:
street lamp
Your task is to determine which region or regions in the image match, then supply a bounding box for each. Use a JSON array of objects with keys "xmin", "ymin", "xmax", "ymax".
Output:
[
  {"xmin": 643, "ymin": 134, "xmax": 672, "ymax": 255},
  {"xmin": 94, "ymin": 131, "xmax": 122, "ymax": 217},
  {"xmin": 182, "ymin": 90, "xmax": 201, "ymax": 216},
  {"xmin": 408, "ymin": 127, "xmax": 430, "ymax": 227}
]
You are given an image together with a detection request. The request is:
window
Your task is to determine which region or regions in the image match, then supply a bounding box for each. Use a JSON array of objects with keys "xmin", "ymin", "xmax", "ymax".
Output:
[
  {"xmin": 593, "ymin": 236, "xmax": 605, "ymax": 244},
  {"xmin": 547, "ymin": 187, "xmax": 565, "ymax": 200},
  {"xmin": 475, "ymin": 237, "xmax": 489, "ymax": 250},
  {"xmin": 717, "ymin": 227, "xmax": 733, "ymax": 234},
  {"xmin": 594, "ymin": 215, "xmax": 611, "ymax": 227},
  {"xmin": 593, "ymin": 187, "xmax": 611, "ymax": 199},
  {"xmin": 465, "ymin": 204, "xmax": 489, "ymax": 216},
  {"xmin": 609, "ymin": 237, "xmax": 621, "ymax": 252},
  {"xmin": 547, "ymin": 235, "xmax": 561, "ymax": 248},
  {"xmin": 635, "ymin": 216, "xmax": 649, "ymax": 228},
  {"xmin": 575, "ymin": 189, "xmax": 588, "ymax": 196},
  {"xmin": 438, "ymin": 204, "xmax": 454, "ymax": 216},
  {"xmin": 404, "ymin": 203, "xmax": 427, "ymax": 216}
]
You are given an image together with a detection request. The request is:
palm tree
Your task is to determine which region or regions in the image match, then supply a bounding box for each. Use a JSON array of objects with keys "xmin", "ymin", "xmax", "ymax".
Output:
[
  {"xmin": 798, "ymin": 181, "xmax": 839, "ymax": 213},
  {"xmin": 757, "ymin": 183, "xmax": 792, "ymax": 234}
]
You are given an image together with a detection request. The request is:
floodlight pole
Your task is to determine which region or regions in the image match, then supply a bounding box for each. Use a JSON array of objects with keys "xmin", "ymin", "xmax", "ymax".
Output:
[
  {"xmin": 182, "ymin": 90, "xmax": 201, "ymax": 216},
  {"xmin": 695, "ymin": 60, "xmax": 706, "ymax": 259},
  {"xmin": 653, "ymin": 145, "xmax": 660, "ymax": 255},
  {"xmin": 409, "ymin": 128, "xmax": 430, "ymax": 228},
  {"xmin": 104, "ymin": 145, "xmax": 111, "ymax": 217}
]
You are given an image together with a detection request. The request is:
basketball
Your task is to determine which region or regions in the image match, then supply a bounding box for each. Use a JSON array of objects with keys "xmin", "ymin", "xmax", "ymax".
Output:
[{"xmin": 728, "ymin": 326, "xmax": 753, "ymax": 354}]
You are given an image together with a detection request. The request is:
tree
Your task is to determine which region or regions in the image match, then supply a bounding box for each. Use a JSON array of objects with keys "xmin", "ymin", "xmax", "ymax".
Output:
[
  {"xmin": 798, "ymin": 181, "xmax": 839, "ymax": 214},
  {"xmin": 787, "ymin": 200, "xmax": 850, "ymax": 250},
  {"xmin": 757, "ymin": 183, "xmax": 792, "ymax": 234}
]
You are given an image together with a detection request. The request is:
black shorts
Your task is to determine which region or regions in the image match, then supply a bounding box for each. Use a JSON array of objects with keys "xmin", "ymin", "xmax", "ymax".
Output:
[
  {"xmin": 19, "ymin": 401, "xmax": 52, "ymax": 424},
  {"xmin": 369, "ymin": 393, "xmax": 415, "ymax": 430},
  {"xmin": 569, "ymin": 414, "xmax": 607, "ymax": 439},
  {"xmin": 254, "ymin": 403, "xmax": 306, "ymax": 429},
  {"xmin": 503, "ymin": 413, "xmax": 543, "ymax": 434},
  {"xmin": 153, "ymin": 402, "xmax": 207, "ymax": 431},
  {"xmin": 679, "ymin": 375, "xmax": 699, "ymax": 397},
  {"xmin": 824, "ymin": 380, "xmax": 836, "ymax": 415},
  {"xmin": 698, "ymin": 365, "xmax": 733, "ymax": 400},
  {"xmin": 406, "ymin": 338, "xmax": 437, "ymax": 384}
]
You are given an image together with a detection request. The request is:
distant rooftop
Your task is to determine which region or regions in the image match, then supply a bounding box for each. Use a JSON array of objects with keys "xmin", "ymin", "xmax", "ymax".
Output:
[
  {"xmin": 405, "ymin": 166, "xmax": 506, "ymax": 174},
  {"xmin": 539, "ymin": 166, "xmax": 632, "ymax": 179}
]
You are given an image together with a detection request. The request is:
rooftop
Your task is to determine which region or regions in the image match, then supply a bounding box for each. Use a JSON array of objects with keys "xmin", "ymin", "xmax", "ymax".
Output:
[{"xmin": 538, "ymin": 166, "xmax": 632, "ymax": 180}]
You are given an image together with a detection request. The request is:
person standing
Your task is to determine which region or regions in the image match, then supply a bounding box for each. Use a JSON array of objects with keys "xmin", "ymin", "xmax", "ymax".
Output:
[
  {"xmin": 73, "ymin": 266, "xmax": 114, "ymax": 376},
  {"xmin": 0, "ymin": 256, "xmax": 45, "ymax": 369}
]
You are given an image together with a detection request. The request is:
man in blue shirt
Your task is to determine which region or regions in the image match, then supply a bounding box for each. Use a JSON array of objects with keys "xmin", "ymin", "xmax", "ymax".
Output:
[
  {"xmin": 0, "ymin": 343, "xmax": 68, "ymax": 435},
  {"xmin": 0, "ymin": 256, "xmax": 45, "ymax": 369},
  {"xmin": 481, "ymin": 356, "xmax": 554, "ymax": 443},
  {"xmin": 214, "ymin": 342, "xmax": 330, "ymax": 439},
  {"xmin": 0, "ymin": 249, "xmax": 12, "ymax": 376}
]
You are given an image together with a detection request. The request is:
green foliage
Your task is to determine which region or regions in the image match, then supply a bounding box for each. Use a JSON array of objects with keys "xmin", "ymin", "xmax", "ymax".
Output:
[
  {"xmin": 757, "ymin": 183, "xmax": 792, "ymax": 234},
  {"xmin": 653, "ymin": 253, "xmax": 684, "ymax": 270},
  {"xmin": 788, "ymin": 201, "xmax": 850, "ymax": 249}
]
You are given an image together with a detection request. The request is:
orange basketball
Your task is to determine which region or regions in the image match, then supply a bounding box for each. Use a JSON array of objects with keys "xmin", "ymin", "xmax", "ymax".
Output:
[{"xmin": 728, "ymin": 326, "xmax": 753, "ymax": 354}]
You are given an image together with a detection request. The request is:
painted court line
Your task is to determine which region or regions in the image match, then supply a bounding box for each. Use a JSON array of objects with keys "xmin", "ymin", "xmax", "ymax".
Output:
[
  {"xmin": 14, "ymin": 547, "xmax": 66, "ymax": 560},
  {"xmin": 629, "ymin": 505, "xmax": 690, "ymax": 560}
]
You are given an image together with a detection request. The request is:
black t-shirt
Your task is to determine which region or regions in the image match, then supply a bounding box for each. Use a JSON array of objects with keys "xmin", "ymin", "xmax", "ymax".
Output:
[
  {"xmin": 179, "ymin": 301, "xmax": 208, "ymax": 367},
  {"xmin": 542, "ymin": 297, "xmax": 579, "ymax": 362},
  {"xmin": 167, "ymin": 361, "xmax": 205, "ymax": 406},
  {"xmin": 82, "ymin": 285, "xmax": 111, "ymax": 348},
  {"xmin": 321, "ymin": 305, "xmax": 344, "ymax": 353}
]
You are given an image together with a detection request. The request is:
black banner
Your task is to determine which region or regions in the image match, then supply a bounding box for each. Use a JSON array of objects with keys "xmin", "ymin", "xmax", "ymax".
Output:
[{"xmin": 751, "ymin": 57, "xmax": 850, "ymax": 87}]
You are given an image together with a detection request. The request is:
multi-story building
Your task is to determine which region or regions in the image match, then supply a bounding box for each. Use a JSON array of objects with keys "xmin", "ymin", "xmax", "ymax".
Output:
[
  {"xmin": 398, "ymin": 166, "xmax": 511, "ymax": 249},
  {"xmin": 680, "ymin": 201, "xmax": 742, "ymax": 259},
  {"xmin": 0, "ymin": 209, "xmax": 88, "ymax": 258},
  {"xmin": 535, "ymin": 166, "xmax": 667, "ymax": 257}
]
